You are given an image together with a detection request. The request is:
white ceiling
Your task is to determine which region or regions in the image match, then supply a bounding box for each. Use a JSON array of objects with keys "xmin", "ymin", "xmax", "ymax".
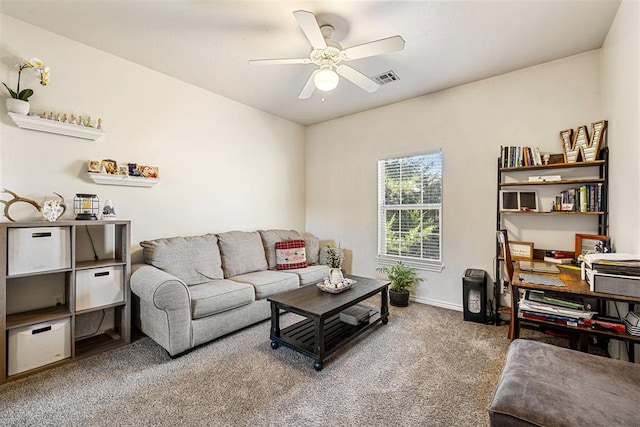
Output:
[{"xmin": 1, "ymin": 0, "xmax": 621, "ymax": 126}]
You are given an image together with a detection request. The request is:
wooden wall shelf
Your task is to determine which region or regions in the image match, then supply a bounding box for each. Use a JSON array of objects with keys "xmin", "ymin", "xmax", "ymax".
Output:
[{"xmin": 8, "ymin": 112, "xmax": 106, "ymax": 140}]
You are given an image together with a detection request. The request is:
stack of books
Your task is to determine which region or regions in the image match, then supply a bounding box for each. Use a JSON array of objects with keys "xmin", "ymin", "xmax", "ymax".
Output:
[
  {"xmin": 500, "ymin": 146, "xmax": 543, "ymax": 168},
  {"xmin": 543, "ymin": 250, "xmax": 575, "ymax": 265},
  {"xmin": 552, "ymin": 184, "xmax": 604, "ymax": 212},
  {"xmin": 518, "ymin": 290, "xmax": 597, "ymax": 328},
  {"xmin": 339, "ymin": 305, "xmax": 371, "ymax": 326}
]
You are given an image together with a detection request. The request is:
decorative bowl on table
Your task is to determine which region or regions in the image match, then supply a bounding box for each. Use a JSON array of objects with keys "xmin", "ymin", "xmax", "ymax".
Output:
[{"xmin": 317, "ymin": 278, "xmax": 357, "ymax": 294}]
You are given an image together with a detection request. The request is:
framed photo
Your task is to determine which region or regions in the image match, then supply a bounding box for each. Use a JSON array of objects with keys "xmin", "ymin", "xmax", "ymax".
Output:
[
  {"xmin": 575, "ymin": 234, "xmax": 609, "ymax": 259},
  {"xmin": 87, "ymin": 160, "xmax": 100, "ymax": 173},
  {"xmin": 138, "ymin": 165, "xmax": 159, "ymax": 178},
  {"xmin": 117, "ymin": 165, "xmax": 129, "ymax": 176},
  {"xmin": 500, "ymin": 190, "xmax": 538, "ymax": 212},
  {"xmin": 101, "ymin": 159, "xmax": 117, "ymax": 174},
  {"xmin": 509, "ymin": 241, "xmax": 534, "ymax": 260}
]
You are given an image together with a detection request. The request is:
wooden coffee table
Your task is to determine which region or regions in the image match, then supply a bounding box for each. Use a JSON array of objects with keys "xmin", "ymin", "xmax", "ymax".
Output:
[{"xmin": 267, "ymin": 275, "xmax": 389, "ymax": 371}]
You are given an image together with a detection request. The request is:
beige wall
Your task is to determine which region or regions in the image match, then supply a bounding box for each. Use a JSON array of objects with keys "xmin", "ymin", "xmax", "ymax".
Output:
[
  {"xmin": 306, "ymin": 52, "xmax": 603, "ymax": 309},
  {"xmin": 0, "ymin": 15, "xmax": 306, "ymax": 262},
  {"xmin": 603, "ymin": 0, "xmax": 640, "ymax": 254}
]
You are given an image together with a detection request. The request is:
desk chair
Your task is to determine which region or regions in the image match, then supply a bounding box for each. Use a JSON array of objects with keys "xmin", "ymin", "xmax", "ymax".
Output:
[{"xmin": 496, "ymin": 230, "xmax": 515, "ymax": 339}]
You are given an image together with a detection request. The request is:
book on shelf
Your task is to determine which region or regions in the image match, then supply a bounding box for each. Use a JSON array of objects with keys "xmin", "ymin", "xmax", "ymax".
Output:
[
  {"xmin": 519, "ymin": 297, "xmax": 596, "ymax": 319},
  {"xmin": 520, "ymin": 311, "xmax": 588, "ymax": 328},
  {"xmin": 525, "ymin": 290, "xmax": 585, "ymax": 310},
  {"xmin": 543, "ymin": 256, "xmax": 574, "ymax": 264},
  {"xmin": 546, "ymin": 250, "xmax": 574, "ymax": 259}
]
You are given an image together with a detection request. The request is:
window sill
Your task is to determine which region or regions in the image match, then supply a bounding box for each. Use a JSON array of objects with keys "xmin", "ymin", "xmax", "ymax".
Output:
[{"xmin": 376, "ymin": 256, "xmax": 444, "ymax": 273}]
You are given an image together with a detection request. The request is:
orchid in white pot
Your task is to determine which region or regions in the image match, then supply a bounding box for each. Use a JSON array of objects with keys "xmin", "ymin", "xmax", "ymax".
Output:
[{"xmin": 3, "ymin": 57, "xmax": 50, "ymax": 114}]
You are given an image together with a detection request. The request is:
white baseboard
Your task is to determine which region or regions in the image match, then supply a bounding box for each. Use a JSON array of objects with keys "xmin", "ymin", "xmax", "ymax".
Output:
[{"xmin": 411, "ymin": 295, "xmax": 462, "ymax": 312}]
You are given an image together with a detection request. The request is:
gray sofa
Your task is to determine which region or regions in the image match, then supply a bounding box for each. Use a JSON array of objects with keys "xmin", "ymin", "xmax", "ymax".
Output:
[{"xmin": 130, "ymin": 229, "xmax": 330, "ymax": 356}]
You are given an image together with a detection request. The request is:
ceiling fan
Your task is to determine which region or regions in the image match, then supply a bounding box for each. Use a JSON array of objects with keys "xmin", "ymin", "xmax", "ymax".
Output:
[{"xmin": 249, "ymin": 10, "xmax": 405, "ymax": 99}]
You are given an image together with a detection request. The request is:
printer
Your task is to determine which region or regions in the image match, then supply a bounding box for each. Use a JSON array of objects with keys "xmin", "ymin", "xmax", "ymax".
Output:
[{"xmin": 582, "ymin": 253, "xmax": 640, "ymax": 297}]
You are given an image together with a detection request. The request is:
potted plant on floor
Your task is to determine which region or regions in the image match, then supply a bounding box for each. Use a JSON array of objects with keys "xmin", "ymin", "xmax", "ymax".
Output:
[{"xmin": 377, "ymin": 262, "xmax": 423, "ymax": 307}]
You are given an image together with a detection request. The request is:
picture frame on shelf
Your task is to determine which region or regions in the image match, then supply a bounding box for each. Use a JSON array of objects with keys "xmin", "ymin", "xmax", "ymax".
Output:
[
  {"xmin": 100, "ymin": 159, "xmax": 117, "ymax": 174},
  {"xmin": 500, "ymin": 190, "xmax": 538, "ymax": 212},
  {"xmin": 509, "ymin": 241, "xmax": 534, "ymax": 260},
  {"xmin": 498, "ymin": 240, "xmax": 534, "ymax": 261},
  {"xmin": 575, "ymin": 233, "xmax": 609, "ymax": 259},
  {"xmin": 87, "ymin": 160, "xmax": 100, "ymax": 173}
]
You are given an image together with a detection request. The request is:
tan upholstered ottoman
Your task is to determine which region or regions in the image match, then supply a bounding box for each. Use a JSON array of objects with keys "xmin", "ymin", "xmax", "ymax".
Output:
[{"xmin": 488, "ymin": 339, "xmax": 640, "ymax": 426}]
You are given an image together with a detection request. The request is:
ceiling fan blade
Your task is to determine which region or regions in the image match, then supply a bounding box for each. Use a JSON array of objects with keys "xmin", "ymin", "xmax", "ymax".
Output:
[
  {"xmin": 342, "ymin": 35, "xmax": 406, "ymax": 61},
  {"xmin": 298, "ymin": 70, "xmax": 319, "ymax": 99},
  {"xmin": 336, "ymin": 65, "xmax": 380, "ymax": 93},
  {"xmin": 249, "ymin": 58, "xmax": 311, "ymax": 65},
  {"xmin": 293, "ymin": 10, "xmax": 327, "ymax": 50}
]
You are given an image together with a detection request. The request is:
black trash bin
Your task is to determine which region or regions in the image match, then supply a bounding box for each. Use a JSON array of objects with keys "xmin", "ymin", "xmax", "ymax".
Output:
[{"xmin": 462, "ymin": 269, "xmax": 487, "ymax": 324}]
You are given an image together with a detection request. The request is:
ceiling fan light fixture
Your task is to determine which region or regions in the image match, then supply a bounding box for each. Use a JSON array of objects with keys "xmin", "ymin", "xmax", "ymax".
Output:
[{"xmin": 314, "ymin": 66, "xmax": 339, "ymax": 92}]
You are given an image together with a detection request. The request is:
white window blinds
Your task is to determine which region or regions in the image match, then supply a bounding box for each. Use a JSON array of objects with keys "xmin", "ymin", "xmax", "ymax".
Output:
[{"xmin": 377, "ymin": 151, "xmax": 442, "ymax": 265}]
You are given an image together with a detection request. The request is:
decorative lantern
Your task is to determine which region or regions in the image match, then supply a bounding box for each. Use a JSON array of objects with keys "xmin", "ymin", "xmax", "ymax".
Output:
[{"xmin": 74, "ymin": 194, "xmax": 99, "ymax": 220}]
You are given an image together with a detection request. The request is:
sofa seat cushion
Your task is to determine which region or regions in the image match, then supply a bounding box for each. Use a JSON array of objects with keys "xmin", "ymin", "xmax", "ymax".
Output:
[
  {"xmin": 231, "ymin": 270, "xmax": 299, "ymax": 300},
  {"xmin": 488, "ymin": 339, "xmax": 640, "ymax": 427},
  {"xmin": 258, "ymin": 229, "xmax": 301, "ymax": 270},
  {"xmin": 189, "ymin": 280, "xmax": 255, "ymax": 320},
  {"xmin": 217, "ymin": 231, "xmax": 268, "ymax": 278},
  {"xmin": 287, "ymin": 265, "xmax": 330, "ymax": 286},
  {"xmin": 140, "ymin": 234, "xmax": 223, "ymax": 285}
]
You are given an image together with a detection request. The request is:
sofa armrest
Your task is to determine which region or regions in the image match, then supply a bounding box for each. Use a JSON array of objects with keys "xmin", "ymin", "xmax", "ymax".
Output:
[{"xmin": 130, "ymin": 264, "xmax": 192, "ymax": 356}]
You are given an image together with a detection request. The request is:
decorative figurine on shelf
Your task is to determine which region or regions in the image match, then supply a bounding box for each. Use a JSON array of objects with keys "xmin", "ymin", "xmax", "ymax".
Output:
[
  {"xmin": 543, "ymin": 153, "xmax": 550, "ymax": 165},
  {"xmin": 97, "ymin": 118, "xmax": 103, "ymax": 129},
  {"xmin": 102, "ymin": 199, "xmax": 116, "ymax": 219},
  {"xmin": 85, "ymin": 116, "xmax": 93, "ymax": 127},
  {"xmin": 69, "ymin": 113, "xmax": 77, "ymax": 125},
  {"xmin": 41, "ymin": 111, "xmax": 48, "ymax": 119}
]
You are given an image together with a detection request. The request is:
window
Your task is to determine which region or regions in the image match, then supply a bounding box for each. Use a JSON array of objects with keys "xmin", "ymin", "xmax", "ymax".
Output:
[{"xmin": 377, "ymin": 151, "xmax": 442, "ymax": 268}]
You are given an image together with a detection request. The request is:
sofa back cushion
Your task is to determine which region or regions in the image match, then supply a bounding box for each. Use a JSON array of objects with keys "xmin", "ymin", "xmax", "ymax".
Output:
[
  {"xmin": 303, "ymin": 236, "xmax": 320, "ymax": 265},
  {"xmin": 140, "ymin": 234, "xmax": 224, "ymax": 285},
  {"xmin": 258, "ymin": 229, "xmax": 301, "ymax": 269},
  {"xmin": 217, "ymin": 230, "xmax": 268, "ymax": 277}
]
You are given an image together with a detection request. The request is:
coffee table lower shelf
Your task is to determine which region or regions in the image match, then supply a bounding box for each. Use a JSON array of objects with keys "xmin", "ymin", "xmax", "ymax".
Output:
[{"xmin": 271, "ymin": 310, "xmax": 385, "ymax": 370}]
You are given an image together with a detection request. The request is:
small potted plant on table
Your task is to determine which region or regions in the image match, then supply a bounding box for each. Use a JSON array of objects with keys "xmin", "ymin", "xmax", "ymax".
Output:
[{"xmin": 377, "ymin": 262, "xmax": 423, "ymax": 307}]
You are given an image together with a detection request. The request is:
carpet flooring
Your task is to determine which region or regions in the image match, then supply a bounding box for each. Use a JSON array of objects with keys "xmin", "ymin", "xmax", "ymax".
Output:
[{"xmin": 1, "ymin": 300, "xmax": 514, "ymax": 426}]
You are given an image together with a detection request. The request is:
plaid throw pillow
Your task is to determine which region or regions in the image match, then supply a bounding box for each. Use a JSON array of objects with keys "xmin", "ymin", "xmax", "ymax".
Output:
[{"xmin": 275, "ymin": 239, "xmax": 307, "ymax": 270}]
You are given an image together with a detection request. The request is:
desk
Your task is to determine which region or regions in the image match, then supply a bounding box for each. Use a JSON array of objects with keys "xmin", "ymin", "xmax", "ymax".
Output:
[{"xmin": 510, "ymin": 265, "xmax": 640, "ymax": 361}]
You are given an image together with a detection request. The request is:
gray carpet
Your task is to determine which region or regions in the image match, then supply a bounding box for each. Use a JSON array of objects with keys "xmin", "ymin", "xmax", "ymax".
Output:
[{"xmin": 1, "ymin": 300, "xmax": 512, "ymax": 426}]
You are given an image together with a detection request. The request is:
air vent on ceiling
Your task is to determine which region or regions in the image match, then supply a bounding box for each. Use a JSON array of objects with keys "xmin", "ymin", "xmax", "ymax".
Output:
[{"xmin": 372, "ymin": 71, "xmax": 400, "ymax": 85}]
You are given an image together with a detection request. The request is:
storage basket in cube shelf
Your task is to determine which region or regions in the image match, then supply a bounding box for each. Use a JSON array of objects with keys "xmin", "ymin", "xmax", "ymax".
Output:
[{"xmin": 7, "ymin": 227, "xmax": 71, "ymax": 275}]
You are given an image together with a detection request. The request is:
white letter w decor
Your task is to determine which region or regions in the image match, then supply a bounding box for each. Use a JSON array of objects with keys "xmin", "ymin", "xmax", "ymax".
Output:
[{"xmin": 560, "ymin": 120, "xmax": 607, "ymax": 163}]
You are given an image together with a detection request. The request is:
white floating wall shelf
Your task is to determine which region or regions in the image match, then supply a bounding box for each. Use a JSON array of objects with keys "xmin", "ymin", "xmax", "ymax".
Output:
[
  {"xmin": 8, "ymin": 112, "xmax": 106, "ymax": 140},
  {"xmin": 87, "ymin": 173, "xmax": 159, "ymax": 188}
]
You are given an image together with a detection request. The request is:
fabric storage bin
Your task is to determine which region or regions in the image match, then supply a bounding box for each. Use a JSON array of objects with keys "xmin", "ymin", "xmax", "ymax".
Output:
[
  {"xmin": 75, "ymin": 266, "xmax": 124, "ymax": 311},
  {"xmin": 8, "ymin": 318, "xmax": 71, "ymax": 375},
  {"xmin": 7, "ymin": 227, "xmax": 71, "ymax": 275}
]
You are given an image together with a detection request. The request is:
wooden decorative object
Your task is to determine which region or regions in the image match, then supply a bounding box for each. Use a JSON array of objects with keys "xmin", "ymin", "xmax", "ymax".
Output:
[
  {"xmin": 0, "ymin": 188, "xmax": 66, "ymax": 222},
  {"xmin": 560, "ymin": 120, "xmax": 607, "ymax": 163},
  {"xmin": 575, "ymin": 233, "xmax": 609, "ymax": 259}
]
